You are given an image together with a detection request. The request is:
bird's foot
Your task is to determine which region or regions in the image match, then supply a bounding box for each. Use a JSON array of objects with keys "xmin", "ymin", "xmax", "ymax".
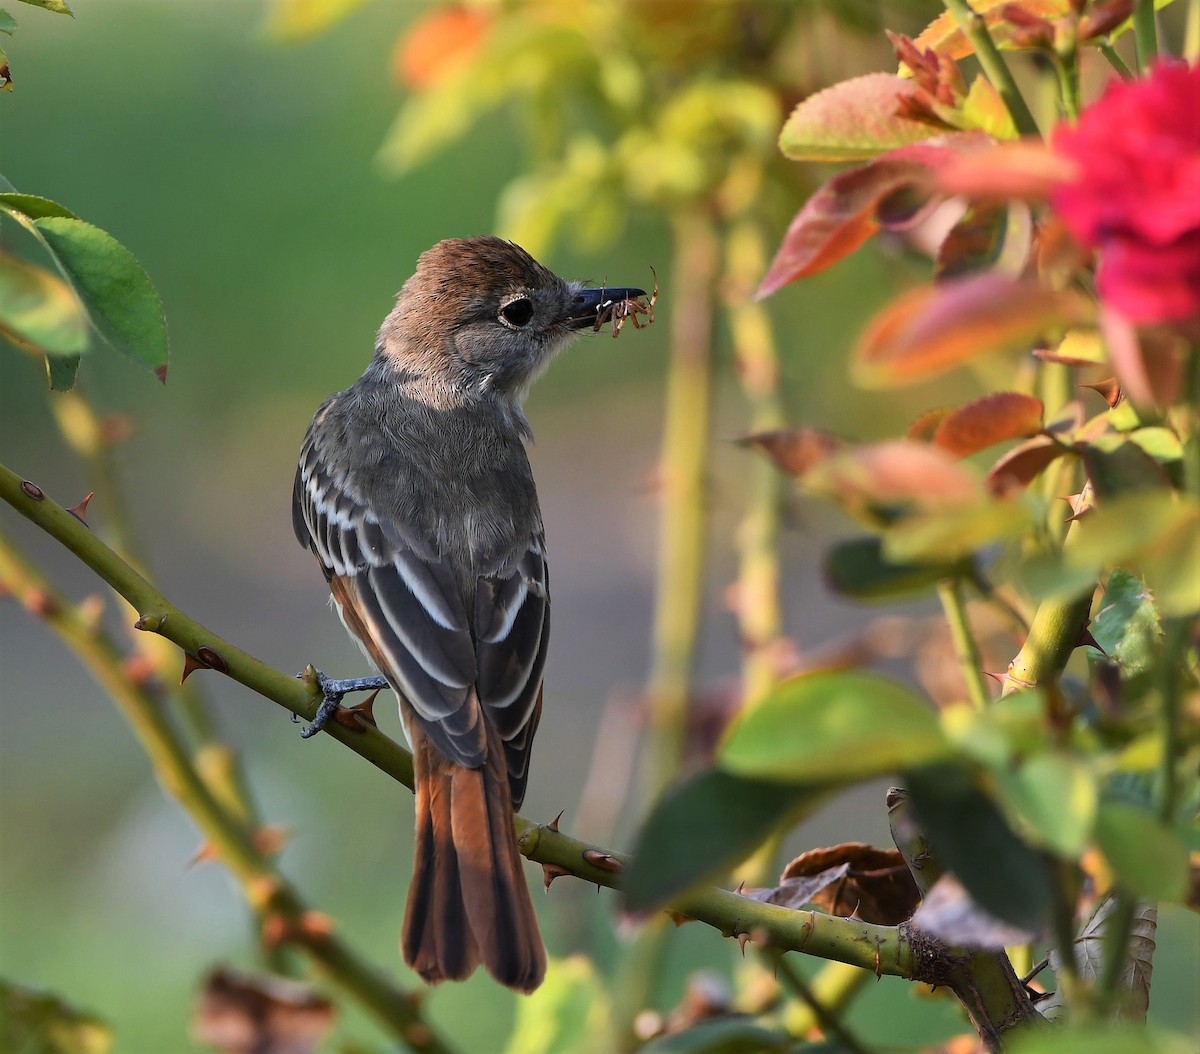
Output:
[{"xmin": 296, "ymin": 668, "xmax": 389, "ymax": 738}]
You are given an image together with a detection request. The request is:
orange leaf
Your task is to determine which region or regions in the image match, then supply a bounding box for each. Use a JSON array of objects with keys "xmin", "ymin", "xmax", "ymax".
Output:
[
  {"xmin": 853, "ymin": 274, "xmax": 1093, "ymax": 387},
  {"xmin": 911, "ymin": 0, "xmax": 1071, "ymax": 62},
  {"xmin": 931, "ymin": 392, "xmax": 1044, "ymax": 458},
  {"xmin": 394, "ymin": 5, "xmax": 492, "ymax": 90}
]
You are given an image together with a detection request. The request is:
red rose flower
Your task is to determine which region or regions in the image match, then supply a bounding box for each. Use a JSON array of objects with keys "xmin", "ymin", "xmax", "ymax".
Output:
[{"xmin": 1051, "ymin": 61, "xmax": 1200, "ymax": 323}]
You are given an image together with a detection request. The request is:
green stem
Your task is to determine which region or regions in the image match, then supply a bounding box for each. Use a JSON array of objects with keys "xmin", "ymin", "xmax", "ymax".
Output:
[
  {"xmin": 943, "ymin": 0, "xmax": 1040, "ymax": 136},
  {"xmin": 938, "ymin": 577, "xmax": 991, "ymax": 710},
  {"xmin": 1133, "ymin": 0, "xmax": 1158, "ymax": 71},
  {"xmin": 1053, "ymin": 47, "xmax": 1081, "ymax": 122},
  {"xmin": 1158, "ymin": 619, "xmax": 1190, "ymax": 824},
  {"xmin": 769, "ymin": 952, "xmax": 873, "ymax": 1054},
  {"xmin": 1097, "ymin": 42, "xmax": 1135, "ymax": 79},
  {"xmin": 0, "ymin": 524, "xmax": 454, "ymax": 1054}
]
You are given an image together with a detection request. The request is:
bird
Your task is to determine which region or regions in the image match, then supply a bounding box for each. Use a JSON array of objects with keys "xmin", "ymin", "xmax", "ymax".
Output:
[{"xmin": 291, "ymin": 237, "xmax": 646, "ymax": 992}]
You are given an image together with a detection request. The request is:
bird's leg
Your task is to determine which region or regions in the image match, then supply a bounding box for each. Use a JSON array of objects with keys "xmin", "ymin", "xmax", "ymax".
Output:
[{"xmin": 299, "ymin": 671, "xmax": 389, "ymax": 739}]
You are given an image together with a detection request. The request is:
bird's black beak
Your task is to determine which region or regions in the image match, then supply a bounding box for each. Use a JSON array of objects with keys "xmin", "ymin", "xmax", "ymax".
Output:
[{"xmin": 563, "ymin": 286, "xmax": 647, "ymax": 330}]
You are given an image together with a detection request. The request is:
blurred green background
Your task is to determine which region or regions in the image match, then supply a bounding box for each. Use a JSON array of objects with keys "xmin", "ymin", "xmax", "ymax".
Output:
[{"xmin": 1, "ymin": 2, "xmax": 1195, "ymax": 1052}]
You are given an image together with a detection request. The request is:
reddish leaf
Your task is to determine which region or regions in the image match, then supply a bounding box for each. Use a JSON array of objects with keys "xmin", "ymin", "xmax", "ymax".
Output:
[
  {"xmin": 986, "ymin": 434, "xmax": 1071, "ymax": 495},
  {"xmin": 853, "ymin": 274, "xmax": 1093, "ymax": 387},
  {"xmin": 935, "ymin": 200, "xmax": 1034, "ymax": 280},
  {"xmin": 806, "ymin": 440, "xmax": 982, "ymax": 513},
  {"xmin": 907, "ymin": 406, "xmax": 951, "ymax": 441},
  {"xmin": 743, "ymin": 427, "xmax": 844, "ymax": 478},
  {"xmin": 936, "ymin": 139, "xmax": 1078, "ymax": 200},
  {"xmin": 759, "ymin": 134, "xmax": 991, "ymax": 297},
  {"xmin": 779, "ymin": 73, "xmax": 945, "ymax": 162},
  {"xmin": 1101, "ymin": 309, "xmax": 1188, "ymax": 414},
  {"xmin": 931, "ymin": 392, "xmax": 1044, "ymax": 458}
]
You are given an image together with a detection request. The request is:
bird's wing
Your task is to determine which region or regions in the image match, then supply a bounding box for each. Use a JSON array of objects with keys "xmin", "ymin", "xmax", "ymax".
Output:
[{"xmin": 294, "ymin": 427, "xmax": 548, "ymax": 793}]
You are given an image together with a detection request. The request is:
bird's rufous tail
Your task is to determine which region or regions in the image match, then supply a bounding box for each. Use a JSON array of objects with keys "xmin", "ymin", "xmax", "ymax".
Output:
[{"xmin": 401, "ymin": 730, "xmax": 545, "ymax": 993}]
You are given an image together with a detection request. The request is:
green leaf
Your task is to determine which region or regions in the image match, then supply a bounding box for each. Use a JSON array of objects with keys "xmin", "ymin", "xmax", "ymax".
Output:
[
  {"xmin": 15, "ymin": 0, "xmax": 73, "ymax": 14},
  {"xmin": 780, "ymin": 73, "xmax": 940, "ymax": 161},
  {"xmin": 993, "ymin": 751, "xmax": 1097, "ymax": 857},
  {"xmin": 883, "ymin": 495, "xmax": 1032, "ymax": 562},
  {"xmin": 0, "ymin": 192, "xmax": 78, "ymax": 220},
  {"xmin": 0, "ymin": 10, "xmax": 16, "ymax": 34},
  {"xmin": 0, "ymin": 252, "xmax": 87, "ymax": 354},
  {"xmin": 1080, "ymin": 437, "xmax": 1171, "ymax": 499},
  {"xmin": 46, "ymin": 353, "xmax": 80, "ymax": 391},
  {"xmin": 622, "ymin": 769, "xmax": 813, "ymax": 914},
  {"xmin": 1009, "ymin": 1024, "xmax": 1193, "ymax": 1054},
  {"xmin": 1089, "ymin": 570, "xmax": 1163, "ymax": 695},
  {"xmin": 1094, "ymin": 802, "xmax": 1189, "ymax": 902},
  {"xmin": 641, "ymin": 1019, "xmax": 791, "ymax": 1053},
  {"xmin": 0, "ymin": 978, "xmax": 112, "ymax": 1054},
  {"xmin": 823, "ymin": 535, "xmax": 961, "ymax": 600},
  {"xmin": 31, "ymin": 218, "xmax": 168, "ymax": 375},
  {"xmin": 720, "ymin": 670, "xmax": 950, "ymax": 783},
  {"xmin": 907, "ymin": 764, "xmax": 1055, "ymax": 929},
  {"xmin": 502, "ymin": 956, "xmax": 611, "ymax": 1054}
]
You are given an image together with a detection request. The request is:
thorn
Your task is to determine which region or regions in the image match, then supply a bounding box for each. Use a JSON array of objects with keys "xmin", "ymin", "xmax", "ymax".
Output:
[
  {"xmin": 733, "ymin": 880, "xmax": 746, "ymax": 895},
  {"xmin": 548, "ymin": 809, "xmax": 564, "ymax": 832},
  {"xmin": 66, "ymin": 492, "xmax": 94, "ymax": 526},
  {"xmin": 1079, "ymin": 377, "xmax": 1121, "ymax": 408},
  {"xmin": 122, "ymin": 654, "xmax": 159, "ymax": 690},
  {"xmin": 189, "ymin": 841, "xmax": 220, "ymax": 866},
  {"xmin": 666, "ymin": 910, "xmax": 693, "ymax": 927},
  {"xmin": 20, "ymin": 480, "xmax": 45, "ymax": 501},
  {"xmin": 297, "ymin": 911, "xmax": 333, "ymax": 940},
  {"xmin": 25, "ymin": 589, "xmax": 58, "ymax": 619},
  {"xmin": 1078, "ymin": 628, "xmax": 1106, "ymax": 654},
  {"xmin": 253, "ymin": 826, "xmax": 289, "ymax": 857},
  {"xmin": 982, "ymin": 670, "xmax": 1005, "ymax": 684},
  {"xmin": 542, "ymin": 863, "xmax": 569, "ymax": 892},
  {"xmin": 181, "ymin": 653, "xmax": 205, "ymax": 683},
  {"xmin": 155, "ymin": 364, "xmax": 168, "ymax": 384},
  {"xmin": 196, "ymin": 645, "xmax": 228, "ymax": 674},
  {"xmin": 261, "ymin": 914, "xmax": 288, "ymax": 949},
  {"xmin": 333, "ymin": 687, "xmax": 380, "ymax": 732},
  {"xmin": 582, "ymin": 848, "xmax": 624, "ymax": 873},
  {"xmin": 736, "ymin": 931, "xmax": 752, "ymax": 956},
  {"xmin": 78, "ymin": 594, "xmax": 105, "ymax": 634}
]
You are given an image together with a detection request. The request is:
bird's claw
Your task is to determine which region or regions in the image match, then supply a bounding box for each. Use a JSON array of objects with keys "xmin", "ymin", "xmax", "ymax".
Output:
[{"xmin": 297, "ymin": 671, "xmax": 389, "ymax": 738}]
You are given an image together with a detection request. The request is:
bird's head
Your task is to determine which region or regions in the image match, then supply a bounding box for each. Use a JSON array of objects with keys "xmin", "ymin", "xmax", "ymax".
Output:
[{"xmin": 377, "ymin": 237, "xmax": 644, "ymax": 406}]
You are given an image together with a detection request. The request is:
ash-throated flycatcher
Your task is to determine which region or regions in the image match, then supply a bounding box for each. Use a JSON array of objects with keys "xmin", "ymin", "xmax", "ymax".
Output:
[{"xmin": 292, "ymin": 237, "xmax": 645, "ymax": 992}]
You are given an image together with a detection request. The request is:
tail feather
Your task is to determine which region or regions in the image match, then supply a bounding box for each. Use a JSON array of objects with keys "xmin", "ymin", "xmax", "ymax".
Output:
[{"xmin": 402, "ymin": 731, "xmax": 545, "ymax": 993}]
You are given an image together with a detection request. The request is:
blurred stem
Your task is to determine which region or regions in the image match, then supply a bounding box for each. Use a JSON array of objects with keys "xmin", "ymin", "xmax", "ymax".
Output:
[
  {"xmin": 616, "ymin": 210, "xmax": 720, "ymax": 1052},
  {"xmin": 724, "ymin": 219, "xmax": 788, "ymax": 889},
  {"xmin": 0, "ymin": 524, "xmax": 453, "ymax": 1054},
  {"xmin": 1098, "ymin": 42, "xmax": 1135, "ymax": 79},
  {"xmin": 1188, "ymin": 0, "xmax": 1200, "ymax": 61},
  {"xmin": 768, "ymin": 952, "xmax": 872, "ymax": 1054},
  {"xmin": 1049, "ymin": 859, "xmax": 1085, "ymax": 1013},
  {"xmin": 1053, "ymin": 37, "xmax": 1081, "ymax": 121},
  {"xmin": 644, "ymin": 210, "xmax": 720, "ymax": 793},
  {"xmin": 780, "ymin": 961, "xmax": 870, "ymax": 1039},
  {"xmin": 943, "ymin": 0, "xmax": 1040, "ymax": 136},
  {"xmin": 1133, "ymin": 0, "xmax": 1158, "ymax": 70},
  {"xmin": 724, "ymin": 219, "xmax": 786, "ymax": 706},
  {"xmin": 1158, "ymin": 619, "xmax": 1190, "ymax": 824},
  {"xmin": 938, "ymin": 577, "xmax": 991, "ymax": 710}
]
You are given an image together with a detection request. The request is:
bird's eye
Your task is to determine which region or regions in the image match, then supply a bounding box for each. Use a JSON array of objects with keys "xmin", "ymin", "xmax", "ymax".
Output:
[{"xmin": 500, "ymin": 297, "xmax": 534, "ymax": 327}]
